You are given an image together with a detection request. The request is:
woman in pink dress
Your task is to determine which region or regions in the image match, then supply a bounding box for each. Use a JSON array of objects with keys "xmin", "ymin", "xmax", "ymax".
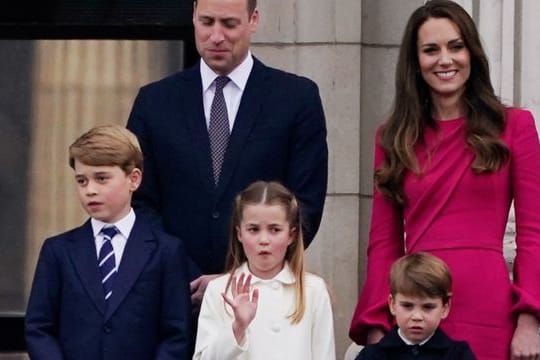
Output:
[{"xmin": 349, "ymin": 1, "xmax": 540, "ymax": 359}]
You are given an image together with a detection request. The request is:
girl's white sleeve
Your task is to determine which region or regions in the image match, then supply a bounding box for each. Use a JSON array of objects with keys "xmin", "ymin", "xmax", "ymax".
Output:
[
  {"xmin": 192, "ymin": 280, "xmax": 249, "ymax": 360},
  {"xmin": 311, "ymin": 279, "xmax": 336, "ymax": 360}
]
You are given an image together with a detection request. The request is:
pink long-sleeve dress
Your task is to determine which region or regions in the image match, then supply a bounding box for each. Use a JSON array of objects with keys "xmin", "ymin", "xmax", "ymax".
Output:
[{"xmin": 349, "ymin": 108, "xmax": 540, "ymax": 359}]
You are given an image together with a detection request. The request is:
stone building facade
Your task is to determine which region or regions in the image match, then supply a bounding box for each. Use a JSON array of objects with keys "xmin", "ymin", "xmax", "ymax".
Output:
[{"xmin": 1, "ymin": 1, "xmax": 539, "ymax": 359}]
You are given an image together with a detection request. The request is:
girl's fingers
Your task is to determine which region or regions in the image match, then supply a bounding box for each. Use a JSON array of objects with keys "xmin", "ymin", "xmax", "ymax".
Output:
[
  {"xmin": 243, "ymin": 274, "xmax": 252, "ymax": 294},
  {"xmin": 222, "ymin": 292, "xmax": 235, "ymax": 308},
  {"xmin": 237, "ymin": 273, "xmax": 245, "ymax": 293},
  {"xmin": 230, "ymin": 276, "xmax": 238, "ymax": 297},
  {"xmin": 251, "ymin": 288, "xmax": 259, "ymax": 305}
]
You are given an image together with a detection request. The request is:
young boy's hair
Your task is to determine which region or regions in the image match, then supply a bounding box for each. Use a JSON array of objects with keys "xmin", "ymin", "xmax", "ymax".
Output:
[
  {"xmin": 68, "ymin": 125, "xmax": 143, "ymax": 174},
  {"xmin": 226, "ymin": 180, "xmax": 306, "ymax": 324},
  {"xmin": 390, "ymin": 252, "xmax": 452, "ymax": 304}
]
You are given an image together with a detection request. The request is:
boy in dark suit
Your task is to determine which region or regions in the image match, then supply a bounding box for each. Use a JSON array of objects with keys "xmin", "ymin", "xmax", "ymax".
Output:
[
  {"xmin": 356, "ymin": 252, "xmax": 476, "ymax": 360},
  {"xmin": 25, "ymin": 125, "xmax": 191, "ymax": 360}
]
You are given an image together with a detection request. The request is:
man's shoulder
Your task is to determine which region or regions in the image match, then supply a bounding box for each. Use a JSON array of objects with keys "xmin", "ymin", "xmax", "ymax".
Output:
[
  {"xmin": 138, "ymin": 65, "xmax": 199, "ymax": 94},
  {"xmin": 255, "ymin": 58, "xmax": 318, "ymax": 89}
]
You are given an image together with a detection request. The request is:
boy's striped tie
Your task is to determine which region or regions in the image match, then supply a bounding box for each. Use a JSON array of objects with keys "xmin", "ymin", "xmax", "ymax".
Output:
[{"xmin": 98, "ymin": 226, "xmax": 118, "ymax": 303}]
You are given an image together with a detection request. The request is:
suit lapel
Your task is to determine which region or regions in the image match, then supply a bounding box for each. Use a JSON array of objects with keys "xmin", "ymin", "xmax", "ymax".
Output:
[
  {"xmin": 68, "ymin": 220, "xmax": 106, "ymax": 315},
  {"xmin": 216, "ymin": 58, "xmax": 269, "ymax": 197},
  {"xmin": 181, "ymin": 64, "xmax": 215, "ymax": 194},
  {"xmin": 105, "ymin": 216, "xmax": 156, "ymax": 320}
]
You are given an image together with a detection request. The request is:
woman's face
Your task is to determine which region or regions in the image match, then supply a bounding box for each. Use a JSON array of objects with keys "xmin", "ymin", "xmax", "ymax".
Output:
[{"xmin": 417, "ymin": 17, "xmax": 471, "ymax": 103}]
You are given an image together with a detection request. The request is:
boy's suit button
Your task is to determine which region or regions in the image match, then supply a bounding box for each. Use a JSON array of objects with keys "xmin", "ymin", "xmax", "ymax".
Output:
[
  {"xmin": 103, "ymin": 325, "xmax": 112, "ymax": 333},
  {"xmin": 212, "ymin": 211, "xmax": 220, "ymax": 219}
]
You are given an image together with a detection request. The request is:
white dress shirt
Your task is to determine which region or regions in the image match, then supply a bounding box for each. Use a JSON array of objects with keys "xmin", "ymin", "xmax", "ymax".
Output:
[
  {"xmin": 193, "ymin": 262, "xmax": 336, "ymax": 360},
  {"xmin": 91, "ymin": 208, "xmax": 135, "ymax": 267},
  {"xmin": 200, "ymin": 51, "xmax": 254, "ymax": 130}
]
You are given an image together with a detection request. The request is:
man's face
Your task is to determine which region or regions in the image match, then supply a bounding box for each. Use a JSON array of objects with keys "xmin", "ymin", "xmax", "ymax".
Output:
[{"xmin": 193, "ymin": 0, "xmax": 258, "ymax": 75}]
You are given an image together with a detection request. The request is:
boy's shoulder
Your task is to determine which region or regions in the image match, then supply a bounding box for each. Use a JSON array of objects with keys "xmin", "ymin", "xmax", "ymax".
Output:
[{"xmin": 43, "ymin": 221, "xmax": 92, "ymax": 246}]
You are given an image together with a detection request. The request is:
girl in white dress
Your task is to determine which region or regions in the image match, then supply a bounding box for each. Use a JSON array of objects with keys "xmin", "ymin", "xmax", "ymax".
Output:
[{"xmin": 193, "ymin": 181, "xmax": 335, "ymax": 360}]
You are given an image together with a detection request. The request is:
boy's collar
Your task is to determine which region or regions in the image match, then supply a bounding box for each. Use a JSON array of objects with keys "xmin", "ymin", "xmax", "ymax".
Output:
[
  {"xmin": 91, "ymin": 208, "xmax": 136, "ymax": 239},
  {"xmin": 397, "ymin": 327, "xmax": 435, "ymax": 346}
]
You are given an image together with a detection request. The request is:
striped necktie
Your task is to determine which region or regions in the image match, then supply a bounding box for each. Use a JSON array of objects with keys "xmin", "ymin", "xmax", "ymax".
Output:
[{"xmin": 98, "ymin": 226, "xmax": 118, "ymax": 302}]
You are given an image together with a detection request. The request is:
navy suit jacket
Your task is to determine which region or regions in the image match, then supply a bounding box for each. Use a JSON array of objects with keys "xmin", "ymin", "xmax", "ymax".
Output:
[
  {"xmin": 25, "ymin": 214, "xmax": 192, "ymax": 360},
  {"xmin": 127, "ymin": 57, "xmax": 328, "ymax": 277},
  {"xmin": 356, "ymin": 326, "xmax": 476, "ymax": 360}
]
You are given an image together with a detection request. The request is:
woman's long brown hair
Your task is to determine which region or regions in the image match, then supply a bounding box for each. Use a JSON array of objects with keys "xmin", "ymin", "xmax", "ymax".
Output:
[{"xmin": 376, "ymin": 0, "xmax": 509, "ymax": 205}]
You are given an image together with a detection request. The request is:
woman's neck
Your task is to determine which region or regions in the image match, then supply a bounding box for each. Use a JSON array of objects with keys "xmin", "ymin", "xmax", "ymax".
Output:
[{"xmin": 430, "ymin": 94, "xmax": 466, "ymax": 120}]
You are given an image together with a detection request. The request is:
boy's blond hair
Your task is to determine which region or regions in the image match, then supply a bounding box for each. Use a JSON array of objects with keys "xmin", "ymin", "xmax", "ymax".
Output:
[
  {"xmin": 390, "ymin": 252, "xmax": 452, "ymax": 304},
  {"xmin": 68, "ymin": 125, "xmax": 143, "ymax": 174}
]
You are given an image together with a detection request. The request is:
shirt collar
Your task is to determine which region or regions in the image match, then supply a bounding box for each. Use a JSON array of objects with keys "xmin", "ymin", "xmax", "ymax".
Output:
[
  {"xmin": 91, "ymin": 208, "xmax": 136, "ymax": 239},
  {"xmin": 200, "ymin": 51, "xmax": 254, "ymax": 92},
  {"xmin": 397, "ymin": 327, "xmax": 434, "ymax": 346},
  {"xmin": 236, "ymin": 261, "xmax": 296, "ymax": 285}
]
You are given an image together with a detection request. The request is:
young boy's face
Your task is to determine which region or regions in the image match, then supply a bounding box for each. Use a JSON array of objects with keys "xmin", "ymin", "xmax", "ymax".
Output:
[
  {"xmin": 388, "ymin": 293, "xmax": 450, "ymax": 344},
  {"xmin": 74, "ymin": 160, "xmax": 141, "ymax": 223}
]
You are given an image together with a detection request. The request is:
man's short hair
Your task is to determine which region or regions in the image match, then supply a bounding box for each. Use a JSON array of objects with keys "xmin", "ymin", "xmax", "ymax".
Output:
[{"xmin": 194, "ymin": 0, "xmax": 257, "ymax": 15}]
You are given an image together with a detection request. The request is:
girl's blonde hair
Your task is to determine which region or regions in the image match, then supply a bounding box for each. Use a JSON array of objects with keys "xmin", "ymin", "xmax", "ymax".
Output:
[{"xmin": 225, "ymin": 181, "xmax": 306, "ymax": 324}]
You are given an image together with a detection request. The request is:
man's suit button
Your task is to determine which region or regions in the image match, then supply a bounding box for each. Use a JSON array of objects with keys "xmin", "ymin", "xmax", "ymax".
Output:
[
  {"xmin": 103, "ymin": 325, "xmax": 112, "ymax": 333},
  {"xmin": 212, "ymin": 211, "xmax": 220, "ymax": 219}
]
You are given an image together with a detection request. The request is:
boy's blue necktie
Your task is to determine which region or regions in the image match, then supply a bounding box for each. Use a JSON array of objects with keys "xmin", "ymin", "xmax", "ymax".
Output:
[{"xmin": 98, "ymin": 226, "xmax": 118, "ymax": 303}]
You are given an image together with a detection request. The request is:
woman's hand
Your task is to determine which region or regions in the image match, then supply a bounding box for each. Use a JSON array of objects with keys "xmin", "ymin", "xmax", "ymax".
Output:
[
  {"xmin": 510, "ymin": 313, "xmax": 540, "ymax": 360},
  {"xmin": 222, "ymin": 273, "xmax": 259, "ymax": 345},
  {"xmin": 366, "ymin": 328, "xmax": 385, "ymax": 344}
]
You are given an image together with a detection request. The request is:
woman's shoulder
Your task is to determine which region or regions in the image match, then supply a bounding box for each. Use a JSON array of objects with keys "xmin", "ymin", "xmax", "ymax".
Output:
[
  {"xmin": 503, "ymin": 107, "xmax": 537, "ymax": 138},
  {"xmin": 505, "ymin": 107, "xmax": 535, "ymax": 126}
]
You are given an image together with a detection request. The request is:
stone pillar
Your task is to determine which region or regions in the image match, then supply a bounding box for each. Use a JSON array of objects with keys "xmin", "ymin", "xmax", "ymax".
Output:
[
  {"xmin": 252, "ymin": 1, "xmax": 361, "ymax": 357},
  {"xmin": 519, "ymin": 1, "xmax": 540, "ymax": 122},
  {"xmin": 359, "ymin": 0, "xmax": 424, "ymax": 289}
]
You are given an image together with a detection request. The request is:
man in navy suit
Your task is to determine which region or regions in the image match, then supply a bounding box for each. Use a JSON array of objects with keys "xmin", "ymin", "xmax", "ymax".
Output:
[
  {"xmin": 127, "ymin": 0, "xmax": 328, "ymax": 309},
  {"xmin": 25, "ymin": 126, "xmax": 191, "ymax": 359}
]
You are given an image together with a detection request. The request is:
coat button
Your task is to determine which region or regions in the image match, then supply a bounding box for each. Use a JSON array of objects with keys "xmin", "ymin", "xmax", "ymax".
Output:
[
  {"xmin": 212, "ymin": 211, "xmax": 220, "ymax": 219},
  {"xmin": 103, "ymin": 325, "xmax": 111, "ymax": 333}
]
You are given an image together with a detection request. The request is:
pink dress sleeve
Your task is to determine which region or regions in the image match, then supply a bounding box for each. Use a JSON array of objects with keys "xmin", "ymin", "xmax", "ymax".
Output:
[
  {"xmin": 349, "ymin": 132, "xmax": 405, "ymax": 345},
  {"xmin": 508, "ymin": 109, "xmax": 540, "ymax": 319}
]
